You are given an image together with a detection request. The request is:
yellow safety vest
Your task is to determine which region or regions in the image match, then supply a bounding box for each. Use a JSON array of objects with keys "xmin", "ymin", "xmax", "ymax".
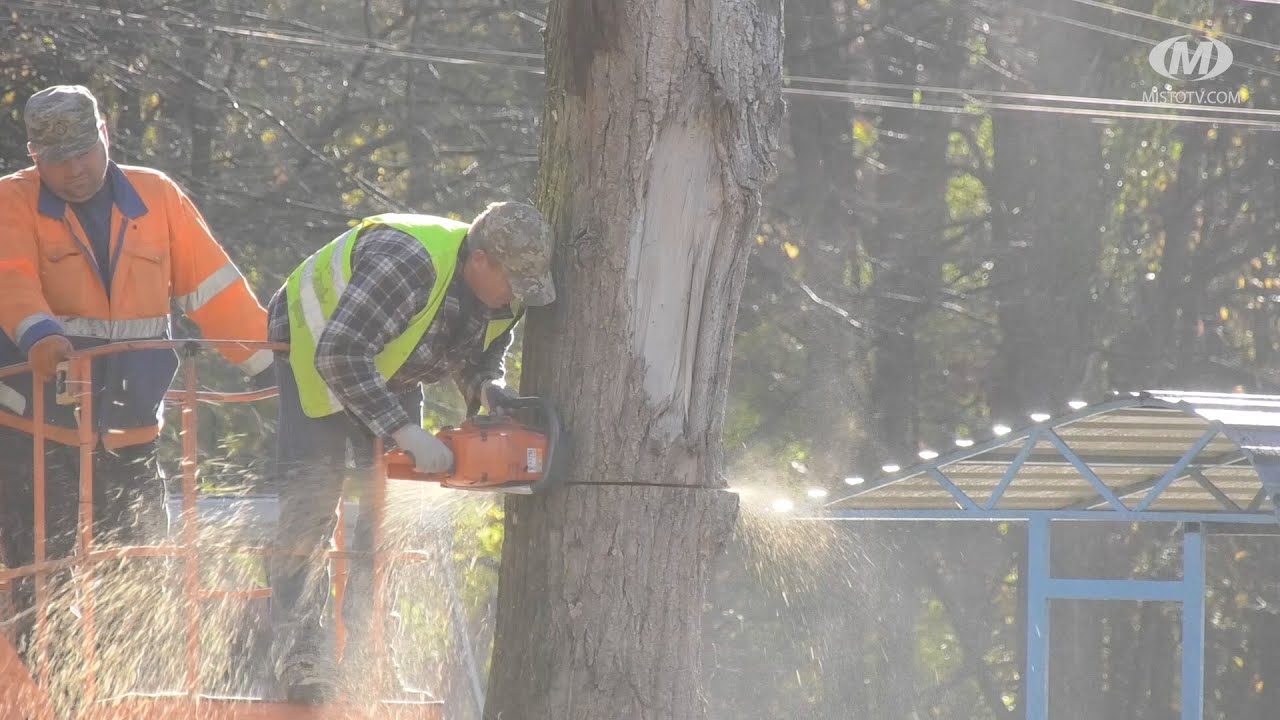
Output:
[{"xmin": 285, "ymin": 213, "xmax": 519, "ymax": 418}]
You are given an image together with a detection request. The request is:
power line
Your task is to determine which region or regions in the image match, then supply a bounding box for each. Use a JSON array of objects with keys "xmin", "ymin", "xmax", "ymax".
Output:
[
  {"xmin": 785, "ymin": 86, "xmax": 1280, "ymax": 129},
  {"xmin": 10, "ymin": 0, "xmax": 1280, "ymax": 129},
  {"xmin": 1061, "ymin": 0, "xmax": 1280, "ymax": 56},
  {"xmin": 9, "ymin": 0, "xmax": 543, "ymax": 71},
  {"xmin": 785, "ymin": 76, "xmax": 1280, "ymax": 119},
  {"xmin": 782, "ymin": 0, "xmax": 1280, "ymax": 82},
  {"xmin": 1018, "ymin": 5, "xmax": 1280, "ymax": 82}
]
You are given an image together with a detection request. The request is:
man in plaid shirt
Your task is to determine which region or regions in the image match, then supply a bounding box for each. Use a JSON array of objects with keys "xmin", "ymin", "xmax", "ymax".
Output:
[
  {"xmin": 263, "ymin": 201, "xmax": 555, "ymax": 704},
  {"xmin": 265, "ymin": 228, "xmax": 517, "ymax": 436}
]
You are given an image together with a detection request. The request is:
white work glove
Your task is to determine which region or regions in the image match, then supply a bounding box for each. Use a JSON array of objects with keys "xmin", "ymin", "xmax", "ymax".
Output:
[
  {"xmin": 480, "ymin": 379, "xmax": 516, "ymax": 413},
  {"xmin": 391, "ymin": 424, "xmax": 454, "ymax": 474}
]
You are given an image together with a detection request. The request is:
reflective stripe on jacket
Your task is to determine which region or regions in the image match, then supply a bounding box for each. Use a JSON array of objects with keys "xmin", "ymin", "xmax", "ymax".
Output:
[{"xmin": 0, "ymin": 163, "xmax": 269, "ymax": 447}]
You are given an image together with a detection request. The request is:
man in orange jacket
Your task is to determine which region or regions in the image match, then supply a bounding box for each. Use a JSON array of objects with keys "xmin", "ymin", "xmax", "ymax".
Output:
[{"xmin": 0, "ymin": 85, "xmax": 271, "ymax": 663}]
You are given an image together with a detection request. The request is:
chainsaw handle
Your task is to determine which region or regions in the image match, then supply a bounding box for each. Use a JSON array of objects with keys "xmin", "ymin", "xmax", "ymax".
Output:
[
  {"xmin": 385, "ymin": 441, "xmax": 456, "ymax": 478},
  {"xmin": 386, "ymin": 396, "xmax": 565, "ymax": 493}
]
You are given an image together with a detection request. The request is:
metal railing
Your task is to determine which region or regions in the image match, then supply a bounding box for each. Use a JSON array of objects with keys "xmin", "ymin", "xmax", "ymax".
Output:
[{"xmin": 0, "ymin": 339, "xmax": 443, "ymax": 719}]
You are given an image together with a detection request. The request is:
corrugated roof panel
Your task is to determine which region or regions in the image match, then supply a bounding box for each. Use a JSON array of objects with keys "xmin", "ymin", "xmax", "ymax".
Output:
[{"xmin": 826, "ymin": 391, "xmax": 1280, "ymax": 515}]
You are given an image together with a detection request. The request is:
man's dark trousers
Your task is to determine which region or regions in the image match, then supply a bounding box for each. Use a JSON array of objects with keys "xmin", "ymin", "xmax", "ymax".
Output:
[{"xmin": 268, "ymin": 355, "xmax": 420, "ymax": 697}]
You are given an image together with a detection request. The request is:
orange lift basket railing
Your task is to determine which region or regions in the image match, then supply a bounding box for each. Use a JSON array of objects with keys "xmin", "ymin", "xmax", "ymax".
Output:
[{"xmin": 0, "ymin": 339, "xmax": 445, "ymax": 720}]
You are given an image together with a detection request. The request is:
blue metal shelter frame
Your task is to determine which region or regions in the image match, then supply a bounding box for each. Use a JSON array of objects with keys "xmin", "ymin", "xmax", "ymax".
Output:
[{"xmin": 823, "ymin": 390, "xmax": 1280, "ymax": 720}]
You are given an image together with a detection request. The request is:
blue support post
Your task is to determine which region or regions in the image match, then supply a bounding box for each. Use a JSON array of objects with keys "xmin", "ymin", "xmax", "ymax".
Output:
[
  {"xmin": 1045, "ymin": 578, "xmax": 1184, "ymax": 602},
  {"xmin": 1182, "ymin": 523, "xmax": 1205, "ymax": 720},
  {"xmin": 1025, "ymin": 514, "xmax": 1050, "ymax": 720}
]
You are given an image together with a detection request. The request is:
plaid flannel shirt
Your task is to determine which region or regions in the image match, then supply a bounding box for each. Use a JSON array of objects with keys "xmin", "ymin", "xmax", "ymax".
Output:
[{"xmin": 267, "ymin": 226, "xmax": 514, "ymax": 438}]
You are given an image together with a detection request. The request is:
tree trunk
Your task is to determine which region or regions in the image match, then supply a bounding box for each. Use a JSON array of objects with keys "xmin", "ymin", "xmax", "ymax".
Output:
[
  {"xmin": 178, "ymin": 32, "xmax": 214, "ymax": 182},
  {"xmin": 865, "ymin": 1, "xmax": 964, "ymax": 460},
  {"xmin": 776, "ymin": 0, "xmax": 870, "ymax": 483},
  {"xmin": 482, "ymin": 0, "xmax": 783, "ymax": 718},
  {"xmin": 987, "ymin": 0, "xmax": 1107, "ymax": 422}
]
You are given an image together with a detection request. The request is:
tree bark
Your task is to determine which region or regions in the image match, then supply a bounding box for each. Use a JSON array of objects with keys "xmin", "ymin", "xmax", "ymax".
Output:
[{"xmin": 482, "ymin": 0, "xmax": 783, "ymax": 718}]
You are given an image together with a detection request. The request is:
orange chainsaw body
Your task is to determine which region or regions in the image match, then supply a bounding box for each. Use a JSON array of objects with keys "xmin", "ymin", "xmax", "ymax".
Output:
[{"xmin": 384, "ymin": 398, "xmax": 561, "ymax": 493}]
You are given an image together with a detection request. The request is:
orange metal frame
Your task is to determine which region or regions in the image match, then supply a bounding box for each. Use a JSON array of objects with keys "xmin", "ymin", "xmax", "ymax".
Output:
[{"xmin": 0, "ymin": 339, "xmax": 444, "ymax": 719}]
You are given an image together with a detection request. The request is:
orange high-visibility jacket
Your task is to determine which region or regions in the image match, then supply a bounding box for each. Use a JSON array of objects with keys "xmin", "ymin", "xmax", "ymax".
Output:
[{"xmin": 0, "ymin": 163, "xmax": 270, "ymax": 448}]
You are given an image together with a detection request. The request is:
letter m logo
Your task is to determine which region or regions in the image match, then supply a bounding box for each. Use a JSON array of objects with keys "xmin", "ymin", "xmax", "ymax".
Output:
[
  {"xmin": 1149, "ymin": 35, "xmax": 1233, "ymax": 82},
  {"xmin": 1168, "ymin": 41, "xmax": 1214, "ymax": 76}
]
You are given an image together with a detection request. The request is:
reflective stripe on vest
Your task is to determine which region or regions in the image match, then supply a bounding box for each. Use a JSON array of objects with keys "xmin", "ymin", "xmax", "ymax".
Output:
[
  {"xmin": 285, "ymin": 214, "xmax": 520, "ymax": 419},
  {"xmin": 174, "ymin": 262, "xmax": 243, "ymax": 314},
  {"xmin": 59, "ymin": 315, "xmax": 169, "ymax": 340},
  {"xmin": 15, "ymin": 313, "xmax": 169, "ymax": 343}
]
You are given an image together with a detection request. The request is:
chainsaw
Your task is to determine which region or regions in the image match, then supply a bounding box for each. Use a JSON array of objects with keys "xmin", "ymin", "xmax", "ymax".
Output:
[{"xmin": 384, "ymin": 395, "xmax": 563, "ymax": 495}]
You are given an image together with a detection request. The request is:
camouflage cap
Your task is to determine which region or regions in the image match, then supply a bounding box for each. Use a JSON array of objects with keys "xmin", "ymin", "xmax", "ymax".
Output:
[
  {"xmin": 24, "ymin": 85, "xmax": 104, "ymax": 162},
  {"xmin": 469, "ymin": 201, "xmax": 556, "ymax": 306}
]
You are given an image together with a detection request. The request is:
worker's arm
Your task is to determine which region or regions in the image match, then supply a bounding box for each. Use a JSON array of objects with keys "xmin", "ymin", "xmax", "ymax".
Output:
[
  {"xmin": 314, "ymin": 228, "xmax": 436, "ymax": 439},
  {"xmin": 454, "ymin": 322, "xmax": 513, "ymax": 416},
  {"xmin": 0, "ymin": 188, "xmax": 67, "ymax": 358},
  {"xmin": 165, "ymin": 177, "xmax": 271, "ymax": 376}
]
